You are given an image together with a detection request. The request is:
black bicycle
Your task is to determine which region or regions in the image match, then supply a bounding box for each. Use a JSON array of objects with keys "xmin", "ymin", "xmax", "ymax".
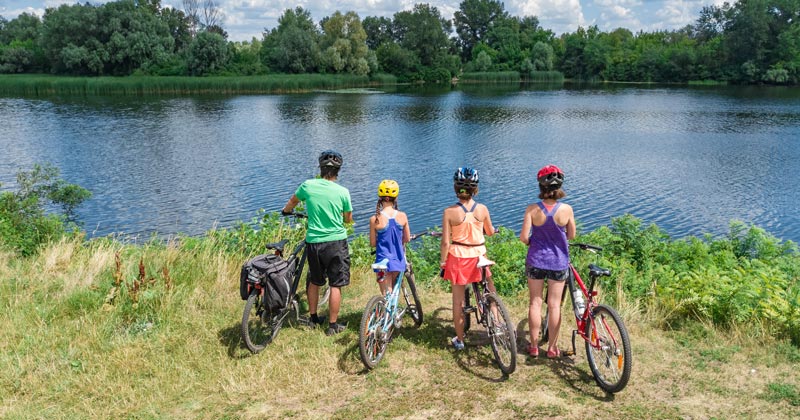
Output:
[
  {"xmin": 241, "ymin": 212, "xmax": 330, "ymax": 353},
  {"xmin": 460, "ymin": 254, "xmax": 518, "ymax": 374}
]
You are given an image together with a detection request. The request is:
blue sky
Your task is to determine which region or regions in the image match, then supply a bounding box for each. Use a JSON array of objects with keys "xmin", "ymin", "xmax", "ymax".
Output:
[{"xmin": 1, "ymin": 0, "xmax": 724, "ymax": 42}]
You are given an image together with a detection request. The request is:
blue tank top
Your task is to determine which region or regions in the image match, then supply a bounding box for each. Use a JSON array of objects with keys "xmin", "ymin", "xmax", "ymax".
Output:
[
  {"xmin": 375, "ymin": 209, "xmax": 407, "ymax": 273},
  {"xmin": 526, "ymin": 202, "xmax": 570, "ymax": 271}
]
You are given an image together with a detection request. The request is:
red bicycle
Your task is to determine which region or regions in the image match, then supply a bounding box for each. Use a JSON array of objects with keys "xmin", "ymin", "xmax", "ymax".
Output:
[{"xmin": 541, "ymin": 243, "xmax": 632, "ymax": 393}]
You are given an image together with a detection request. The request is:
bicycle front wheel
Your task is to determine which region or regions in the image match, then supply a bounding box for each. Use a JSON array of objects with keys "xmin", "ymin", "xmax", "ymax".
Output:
[
  {"xmin": 585, "ymin": 304, "xmax": 632, "ymax": 393},
  {"xmin": 486, "ymin": 293, "xmax": 517, "ymax": 375},
  {"xmin": 402, "ymin": 270, "xmax": 423, "ymax": 327},
  {"xmin": 242, "ymin": 290, "xmax": 276, "ymax": 353},
  {"xmin": 359, "ymin": 295, "xmax": 390, "ymax": 370}
]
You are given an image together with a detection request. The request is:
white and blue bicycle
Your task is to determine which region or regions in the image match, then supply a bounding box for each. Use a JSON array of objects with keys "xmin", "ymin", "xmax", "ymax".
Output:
[{"xmin": 358, "ymin": 232, "xmax": 429, "ymax": 370}]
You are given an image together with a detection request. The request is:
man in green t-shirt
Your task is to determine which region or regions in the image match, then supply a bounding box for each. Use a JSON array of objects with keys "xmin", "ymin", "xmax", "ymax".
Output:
[{"xmin": 282, "ymin": 150, "xmax": 353, "ymax": 336}]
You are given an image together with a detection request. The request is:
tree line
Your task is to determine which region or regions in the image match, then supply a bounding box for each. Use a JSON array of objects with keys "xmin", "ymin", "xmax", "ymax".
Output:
[{"xmin": 0, "ymin": 0, "xmax": 798, "ymax": 84}]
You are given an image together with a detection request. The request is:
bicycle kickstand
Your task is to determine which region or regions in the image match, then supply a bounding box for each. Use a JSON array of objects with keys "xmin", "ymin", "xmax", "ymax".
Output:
[{"xmin": 566, "ymin": 330, "xmax": 578, "ymax": 357}]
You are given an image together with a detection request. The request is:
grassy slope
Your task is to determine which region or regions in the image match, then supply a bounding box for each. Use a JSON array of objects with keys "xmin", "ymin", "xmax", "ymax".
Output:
[{"xmin": 1, "ymin": 239, "xmax": 798, "ymax": 419}]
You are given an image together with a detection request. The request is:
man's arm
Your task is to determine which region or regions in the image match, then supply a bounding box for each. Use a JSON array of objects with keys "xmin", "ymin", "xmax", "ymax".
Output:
[{"xmin": 282, "ymin": 195, "xmax": 300, "ymax": 215}]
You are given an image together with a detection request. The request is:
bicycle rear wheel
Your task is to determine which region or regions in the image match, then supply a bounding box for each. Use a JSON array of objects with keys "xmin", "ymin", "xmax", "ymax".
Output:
[
  {"xmin": 242, "ymin": 290, "xmax": 278, "ymax": 353},
  {"xmin": 585, "ymin": 304, "xmax": 632, "ymax": 393},
  {"xmin": 486, "ymin": 293, "xmax": 517, "ymax": 375},
  {"xmin": 359, "ymin": 295, "xmax": 390, "ymax": 370},
  {"xmin": 402, "ymin": 270, "xmax": 423, "ymax": 327}
]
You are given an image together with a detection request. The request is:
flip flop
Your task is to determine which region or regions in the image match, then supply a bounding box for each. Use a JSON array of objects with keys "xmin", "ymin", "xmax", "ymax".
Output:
[
  {"xmin": 527, "ymin": 344, "xmax": 539, "ymax": 358},
  {"xmin": 546, "ymin": 348, "xmax": 561, "ymax": 359}
]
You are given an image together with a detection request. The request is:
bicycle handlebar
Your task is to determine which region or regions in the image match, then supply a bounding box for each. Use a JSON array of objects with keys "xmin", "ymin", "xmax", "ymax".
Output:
[
  {"xmin": 280, "ymin": 211, "xmax": 307, "ymax": 219},
  {"xmin": 410, "ymin": 230, "xmax": 442, "ymax": 240},
  {"xmin": 570, "ymin": 242, "xmax": 603, "ymax": 252}
]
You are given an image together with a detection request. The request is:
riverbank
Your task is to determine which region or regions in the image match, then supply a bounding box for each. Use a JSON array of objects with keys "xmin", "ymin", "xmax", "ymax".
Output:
[{"xmin": 1, "ymin": 233, "xmax": 798, "ymax": 418}]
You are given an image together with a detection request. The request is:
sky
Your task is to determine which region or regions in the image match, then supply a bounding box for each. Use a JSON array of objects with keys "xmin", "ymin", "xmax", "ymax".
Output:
[{"xmin": 1, "ymin": 0, "xmax": 725, "ymax": 42}]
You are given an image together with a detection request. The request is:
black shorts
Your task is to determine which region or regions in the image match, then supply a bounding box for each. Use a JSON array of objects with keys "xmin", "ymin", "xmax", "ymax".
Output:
[
  {"xmin": 306, "ymin": 239, "xmax": 350, "ymax": 288},
  {"xmin": 526, "ymin": 265, "xmax": 570, "ymax": 282}
]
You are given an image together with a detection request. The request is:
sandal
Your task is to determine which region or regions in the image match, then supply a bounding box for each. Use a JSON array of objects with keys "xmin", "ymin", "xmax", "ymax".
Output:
[
  {"xmin": 546, "ymin": 348, "xmax": 561, "ymax": 359},
  {"xmin": 527, "ymin": 344, "xmax": 539, "ymax": 358}
]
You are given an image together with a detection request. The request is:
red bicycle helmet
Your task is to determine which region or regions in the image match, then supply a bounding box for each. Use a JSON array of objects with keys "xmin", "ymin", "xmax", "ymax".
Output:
[{"xmin": 537, "ymin": 165, "xmax": 564, "ymax": 190}]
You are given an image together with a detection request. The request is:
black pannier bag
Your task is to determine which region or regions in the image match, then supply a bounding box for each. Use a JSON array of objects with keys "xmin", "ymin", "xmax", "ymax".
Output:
[{"xmin": 239, "ymin": 254, "xmax": 296, "ymax": 310}]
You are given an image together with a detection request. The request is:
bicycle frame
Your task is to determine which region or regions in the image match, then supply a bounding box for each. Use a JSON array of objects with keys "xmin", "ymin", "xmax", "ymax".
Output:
[{"xmin": 372, "ymin": 261, "xmax": 408, "ymax": 336}]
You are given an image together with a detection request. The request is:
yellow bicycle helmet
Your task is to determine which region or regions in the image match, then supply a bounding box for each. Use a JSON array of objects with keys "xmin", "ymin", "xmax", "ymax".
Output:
[{"xmin": 377, "ymin": 179, "xmax": 400, "ymax": 198}]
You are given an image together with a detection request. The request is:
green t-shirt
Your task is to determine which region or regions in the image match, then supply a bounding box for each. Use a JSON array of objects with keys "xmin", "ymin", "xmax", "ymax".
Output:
[{"xmin": 295, "ymin": 178, "xmax": 352, "ymax": 243}]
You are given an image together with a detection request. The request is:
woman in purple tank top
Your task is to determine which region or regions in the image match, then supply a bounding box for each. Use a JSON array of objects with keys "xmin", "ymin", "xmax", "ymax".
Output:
[{"xmin": 519, "ymin": 165, "xmax": 576, "ymax": 359}]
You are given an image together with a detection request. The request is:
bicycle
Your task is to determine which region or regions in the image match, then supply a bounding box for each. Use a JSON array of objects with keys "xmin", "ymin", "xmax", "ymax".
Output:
[
  {"xmin": 458, "ymin": 252, "xmax": 518, "ymax": 375},
  {"xmin": 539, "ymin": 243, "xmax": 632, "ymax": 393},
  {"xmin": 440, "ymin": 230, "xmax": 517, "ymax": 375},
  {"xmin": 241, "ymin": 212, "xmax": 330, "ymax": 353},
  {"xmin": 358, "ymin": 231, "xmax": 428, "ymax": 370}
]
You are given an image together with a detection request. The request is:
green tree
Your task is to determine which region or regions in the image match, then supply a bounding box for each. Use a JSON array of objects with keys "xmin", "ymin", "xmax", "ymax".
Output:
[
  {"xmin": 486, "ymin": 16, "xmax": 521, "ymax": 70},
  {"xmin": 453, "ymin": 0, "xmax": 508, "ymax": 60},
  {"xmin": 186, "ymin": 30, "xmax": 228, "ymax": 75},
  {"xmin": 40, "ymin": 1, "xmax": 174, "ymax": 75},
  {"xmin": 362, "ymin": 16, "xmax": 393, "ymax": 50},
  {"xmin": 261, "ymin": 7, "xmax": 321, "ymax": 73},
  {"xmin": 376, "ymin": 42, "xmax": 420, "ymax": 79},
  {"xmin": 320, "ymin": 11, "xmax": 369, "ymax": 75},
  {"xmin": 393, "ymin": 4, "xmax": 453, "ymax": 67},
  {"xmin": 530, "ymin": 41, "xmax": 554, "ymax": 71},
  {"xmin": 0, "ymin": 12, "xmax": 41, "ymax": 44}
]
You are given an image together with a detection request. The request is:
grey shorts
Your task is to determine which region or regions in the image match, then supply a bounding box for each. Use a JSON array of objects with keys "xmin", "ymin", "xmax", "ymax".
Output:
[{"xmin": 525, "ymin": 265, "xmax": 570, "ymax": 282}]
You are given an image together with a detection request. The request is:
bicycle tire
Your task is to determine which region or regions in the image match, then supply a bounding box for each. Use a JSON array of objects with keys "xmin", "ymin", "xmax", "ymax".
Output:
[
  {"xmin": 242, "ymin": 290, "xmax": 276, "ymax": 353},
  {"xmin": 402, "ymin": 270, "xmax": 424, "ymax": 327},
  {"xmin": 585, "ymin": 304, "xmax": 632, "ymax": 393},
  {"xmin": 463, "ymin": 286, "xmax": 472, "ymax": 333},
  {"xmin": 486, "ymin": 293, "xmax": 517, "ymax": 375},
  {"xmin": 318, "ymin": 284, "xmax": 331, "ymax": 308},
  {"xmin": 359, "ymin": 295, "xmax": 390, "ymax": 370}
]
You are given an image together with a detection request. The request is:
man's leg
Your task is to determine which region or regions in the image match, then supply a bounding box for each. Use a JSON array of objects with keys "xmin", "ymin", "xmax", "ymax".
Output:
[
  {"xmin": 308, "ymin": 283, "xmax": 320, "ymax": 316},
  {"xmin": 328, "ymin": 286, "xmax": 341, "ymax": 323}
]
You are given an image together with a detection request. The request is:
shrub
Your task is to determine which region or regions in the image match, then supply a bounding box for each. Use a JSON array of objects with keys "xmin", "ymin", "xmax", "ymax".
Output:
[{"xmin": 0, "ymin": 163, "xmax": 91, "ymax": 255}]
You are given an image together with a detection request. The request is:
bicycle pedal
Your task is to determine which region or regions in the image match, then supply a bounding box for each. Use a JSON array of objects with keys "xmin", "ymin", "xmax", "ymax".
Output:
[{"xmin": 464, "ymin": 306, "xmax": 476, "ymax": 314}]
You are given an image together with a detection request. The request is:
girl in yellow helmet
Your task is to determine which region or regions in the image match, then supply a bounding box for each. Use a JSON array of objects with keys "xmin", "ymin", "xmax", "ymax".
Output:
[{"xmin": 369, "ymin": 179, "xmax": 411, "ymax": 295}]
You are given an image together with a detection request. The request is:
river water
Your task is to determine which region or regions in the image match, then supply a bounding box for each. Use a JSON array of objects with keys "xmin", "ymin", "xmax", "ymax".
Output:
[{"xmin": 2, "ymin": 83, "xmax": 800, "ymax": 243}]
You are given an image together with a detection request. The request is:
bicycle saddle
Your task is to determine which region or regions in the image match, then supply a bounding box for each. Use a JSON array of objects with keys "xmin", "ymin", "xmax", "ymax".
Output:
[
  {"xmin": 265, "ymin": 239, "xmax": 289, "ymax": 252},
  {"xmin": 588, "ymin": 264, "xmax": 611, "ymax": 277},
  {"xmin": 477, "ymin": 256, "xmax": 495, "ymax": 267},
  {"xmin": 371, "ymin": 258, "xmax": 389, "ymax": 270}
]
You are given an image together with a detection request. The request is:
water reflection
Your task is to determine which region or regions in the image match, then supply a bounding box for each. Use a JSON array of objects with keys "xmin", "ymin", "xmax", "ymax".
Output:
[{"xmin": 2, "ymin": 85, "xmax": 800, "ymax": 243}]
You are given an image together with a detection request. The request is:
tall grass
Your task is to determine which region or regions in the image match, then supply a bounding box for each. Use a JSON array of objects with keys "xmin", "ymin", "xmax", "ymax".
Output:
[
  {"xmin": 0, "ymin": 74, "xmax": 380, "ymax": 96},
  {"xmin": 459, "ymin": 71, "xmax": 521, "ymax": 83},
  {"xmin": 2, "ymin": 212, "xmax": 800, "ymax": 417}
]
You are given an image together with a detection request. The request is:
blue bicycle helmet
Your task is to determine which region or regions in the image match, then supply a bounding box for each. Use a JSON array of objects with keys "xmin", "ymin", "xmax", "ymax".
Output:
[{"xmin": 453, "ymin": 167, "xmax": 479, "ymax": 187}]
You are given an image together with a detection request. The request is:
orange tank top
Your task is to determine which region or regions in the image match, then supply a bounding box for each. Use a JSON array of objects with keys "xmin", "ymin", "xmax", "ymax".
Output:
[{"xmin": 449, "ymin": 202, "xmax": 486, "ymax": 258}]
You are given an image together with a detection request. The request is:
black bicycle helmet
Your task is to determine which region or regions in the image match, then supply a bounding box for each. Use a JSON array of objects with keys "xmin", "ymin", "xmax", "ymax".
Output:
[
  {"xmin": 318, "ymin": 150, "xmax": 343, "ymax": 168},
  {"xmin": 537, "ymin": 164, "xmax": 564, "ymax": 190},
  {"xmin": 453, "ymin": 167, "xmax": 479, "ymax": 187}
]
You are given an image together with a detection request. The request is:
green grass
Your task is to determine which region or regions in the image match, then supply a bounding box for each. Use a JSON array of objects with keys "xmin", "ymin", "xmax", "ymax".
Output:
[
  {"xmin": 460, "ymin": 71, "xmax": 522, "ymax": 83},
  {"xmin": 2, "ymin": 224, "xmax": 800, "ymax": 418},
  {"xmin": 0, "ymin": 74, "xmax": 386, "ymax": 96}
]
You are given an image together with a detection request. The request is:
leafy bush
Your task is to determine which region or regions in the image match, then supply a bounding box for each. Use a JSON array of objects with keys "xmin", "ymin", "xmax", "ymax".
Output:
[{"xmin": 0, "ymin": 163, "xmax": 91, "ymax": 255}]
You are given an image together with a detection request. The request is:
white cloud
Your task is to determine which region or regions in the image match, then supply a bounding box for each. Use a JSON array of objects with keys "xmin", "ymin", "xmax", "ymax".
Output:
[{"xmin": 510, "ymin": 0, "xmax": 587, "ymax": 33}]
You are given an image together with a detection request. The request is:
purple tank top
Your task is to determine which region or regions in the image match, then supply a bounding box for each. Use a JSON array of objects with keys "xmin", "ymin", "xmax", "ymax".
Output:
[{"xmin": 526, "ymin": 202, "xmax": 569, "ymax": 271}]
